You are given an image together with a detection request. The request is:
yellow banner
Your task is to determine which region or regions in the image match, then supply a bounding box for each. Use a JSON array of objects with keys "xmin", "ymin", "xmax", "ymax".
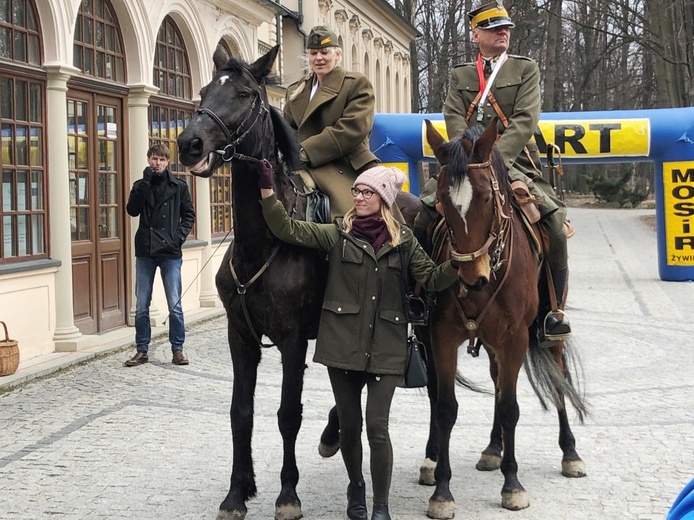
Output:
[
  {"xmin": 663, "ymin": 161, "xmax": 694, "ymax": 266},
  {"xmin": 379, "ymin": 162, "xmax": 411, "ymax": 192},
  {"xmin": 537, "ymin": 119, "xmax": 650, "ymax": 157},
  {"xmin": 420, "ymin": 118, "xmax": 650, "ymax": 159},
  {"xmin": 422, "ymin": 120, "xmax": 449, "ymax": 158}
]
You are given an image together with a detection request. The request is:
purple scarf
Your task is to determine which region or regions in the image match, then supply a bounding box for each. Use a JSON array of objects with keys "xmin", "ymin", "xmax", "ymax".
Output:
[{"xmin": 350, "ymin": 216, "xmax": 390, "ymax": 252}]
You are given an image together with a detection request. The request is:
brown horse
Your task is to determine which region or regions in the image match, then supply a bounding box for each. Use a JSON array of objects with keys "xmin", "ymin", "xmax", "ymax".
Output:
[{"xmin": 421, "ymin": 120, "xmax": 588, "ymax": 518}]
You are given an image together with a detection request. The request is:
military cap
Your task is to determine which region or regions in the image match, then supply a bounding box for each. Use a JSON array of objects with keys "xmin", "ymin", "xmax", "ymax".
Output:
[
  {"xmin": 307, "ymin": 25, "xmax": 339, "ymax": 49},
  {"xmin": 469, "ymin": 1, "xmax": 515, "ymax": 30}
]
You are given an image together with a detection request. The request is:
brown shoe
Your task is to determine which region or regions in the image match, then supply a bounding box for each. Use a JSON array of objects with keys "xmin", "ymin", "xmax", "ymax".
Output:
[
  {"xmin": 124, "ymin": 351, "xmax": 148, "ymax": 367},
  {"xmin": 172, "ymin": 350, "xmax": 189, "ymax": 365}
]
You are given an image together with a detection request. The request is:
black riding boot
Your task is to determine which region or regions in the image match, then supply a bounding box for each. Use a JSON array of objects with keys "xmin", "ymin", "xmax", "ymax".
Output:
[
  {"xmin": 371, "ymin": 502, "xmax": 391, "ymax": 520},
  {"xmin": 544, "ymin": 267, "xmax": 571, "ymax": 341},
  {"xmin": 347, "ymin": 480, "xmax": 368, "ymax": 520}
]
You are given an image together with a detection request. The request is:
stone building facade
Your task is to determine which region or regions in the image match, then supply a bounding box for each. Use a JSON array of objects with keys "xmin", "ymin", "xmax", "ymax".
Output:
[{"xmin": 0, "ymin": 0, "xmax": 415, "ymax": 362}]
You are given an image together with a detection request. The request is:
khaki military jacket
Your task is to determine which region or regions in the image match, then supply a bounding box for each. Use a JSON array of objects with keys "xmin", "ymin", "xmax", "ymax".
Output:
[
  {"xmin": 443, "ymin": 55, "xmax": 542, "ymax": 175},
  {"xmin": 284, "ymin": 66, "xmax": 378, "ymax": 171},
  {"xmin": 260, "ymin": 194, "xmax": 458, "ymax": 375}
]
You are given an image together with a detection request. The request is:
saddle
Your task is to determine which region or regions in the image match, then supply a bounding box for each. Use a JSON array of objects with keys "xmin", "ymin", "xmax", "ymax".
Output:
[{"xmin": 289, "ymin": 171, "xmax": 331, "ymax": 224}]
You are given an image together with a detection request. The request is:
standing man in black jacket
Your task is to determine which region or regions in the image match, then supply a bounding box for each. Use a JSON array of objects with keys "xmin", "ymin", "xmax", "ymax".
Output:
[{"xmin": 124, "ymin": 144, "xmax": 195, "ymax": 367}]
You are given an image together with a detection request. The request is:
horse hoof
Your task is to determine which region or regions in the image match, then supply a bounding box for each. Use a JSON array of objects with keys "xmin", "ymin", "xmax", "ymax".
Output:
[
  {"xmin": 419, "ymin": 458, "xmax": 436, "ymax": 486},
  {"xmin": 562, "ymin": 459, "xmax": 587, "ymax": 478},
  {"xmin": 318, "ymin": 441, "xmax": 339, "ymax": 458},
  {"xmin": 476, "ymin": 453, "xmax": 502, "ymax": 471},
  {"xmin": 217, "ymin": 509, "xmax": 246, "ymax": 520},
  {"xmin": 275, "ymin": 503, "xmax": 303, "ymax": 520},
  {"xmin": 501, "ymin": 489, "xmax": 529, "ymax": 511},
  {"xmin": 427, "ymin": 497, "xmax": 455, "ymax": 519}
]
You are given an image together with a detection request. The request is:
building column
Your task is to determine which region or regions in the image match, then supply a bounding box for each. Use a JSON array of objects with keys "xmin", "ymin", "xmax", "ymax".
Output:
[
  {"xmin": 196, "ymin": 174, "xmax": 220, "ymax": 307},
  {"xmin": 45, "ymin": 65, "xmax": 90, "ymax": 350},
  {"xmin": 126, "ymin": 84, "xmax": 159, "ymax": 326}
]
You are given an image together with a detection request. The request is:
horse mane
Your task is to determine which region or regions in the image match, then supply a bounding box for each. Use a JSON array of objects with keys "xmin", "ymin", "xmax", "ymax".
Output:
[
  {"xmin": 446, "ymin": 124, "xmax": 513, "ymax": 201},
  {"xmin": 269, "ymin": 106, "xmax": 301, "ymax": 174}
]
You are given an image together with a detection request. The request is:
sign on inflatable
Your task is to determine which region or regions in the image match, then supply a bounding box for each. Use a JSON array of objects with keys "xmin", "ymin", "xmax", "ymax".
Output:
[{"xmin": 370, "ymin": 107, "xmax": 694, "ymax": 281}]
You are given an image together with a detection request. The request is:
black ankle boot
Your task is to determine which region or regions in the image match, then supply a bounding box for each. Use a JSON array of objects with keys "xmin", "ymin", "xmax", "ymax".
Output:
[
  {"xmin": 347, "ymin": 480, "xmax": 368, "ymax": 520},
  {"xmin": 371, "ymin": 502, "xmax": 390, "ymax": 520},
  {"xmin": 544, "ymin": 267, "xmax": 571, "ymax": 340}
]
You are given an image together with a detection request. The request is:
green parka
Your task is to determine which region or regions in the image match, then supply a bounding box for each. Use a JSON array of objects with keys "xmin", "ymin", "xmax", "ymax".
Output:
[{"xmin": 260, "ymin": 195, "xmax": 458, "ymax": 375}]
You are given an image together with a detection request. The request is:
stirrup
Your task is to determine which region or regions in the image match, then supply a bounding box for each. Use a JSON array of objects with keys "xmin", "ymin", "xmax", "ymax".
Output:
[{"xmin": 543, "ymin": 310, "xmax": 571, "ymax": 341}]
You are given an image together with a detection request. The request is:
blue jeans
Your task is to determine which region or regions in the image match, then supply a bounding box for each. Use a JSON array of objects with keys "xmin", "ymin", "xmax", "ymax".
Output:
[{"xmin": 135, "ymin": 256, "xmax": 185, "ymax": 352}]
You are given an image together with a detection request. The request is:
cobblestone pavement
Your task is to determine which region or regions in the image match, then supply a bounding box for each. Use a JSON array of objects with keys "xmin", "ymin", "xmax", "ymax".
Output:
[{"xmin": 1, "ymin": 207, "xmax": 693, "ymax": 520}]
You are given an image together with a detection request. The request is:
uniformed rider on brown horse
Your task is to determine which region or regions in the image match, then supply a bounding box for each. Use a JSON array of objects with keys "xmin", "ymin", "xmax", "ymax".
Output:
[{"xmin": 414, "ymin": 1, "xmax": 572, "ymax": 346}]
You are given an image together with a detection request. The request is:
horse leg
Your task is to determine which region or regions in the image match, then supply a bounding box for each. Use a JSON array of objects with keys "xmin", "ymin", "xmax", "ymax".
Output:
[
  {"xmin": 550, "ymin": 344, "xmax": 586, "ymax": 478},
  {"xmin": 318, "ymin": 406, "xmax": 340, "ymax": 458},
  {"xmin": 496, "ymin": 349, "xmax": 530, "ymax": 511},
  {"xmin": 274, "ymin": 333, "xmax": 310, "ymax": 520},
  {"xmin": 218, "ymin": 325, "xmax": 262, "ymax": 520},
  {"xmin": 420, "ymin": 329, "xmax": 438, "ymax": 486},
  {"xmin": 477, "ymin": 349, "xmax": 503, "ymax": 471},
  {"xmin": 426, "ymin": 329, "xmax": 459, "ymax": 520}
]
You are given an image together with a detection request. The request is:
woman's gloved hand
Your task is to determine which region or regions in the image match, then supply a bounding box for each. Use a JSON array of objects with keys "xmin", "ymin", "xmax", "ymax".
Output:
[{"xmin": 257, "ymin": 159, "xmax": 274, "ymax": 190}]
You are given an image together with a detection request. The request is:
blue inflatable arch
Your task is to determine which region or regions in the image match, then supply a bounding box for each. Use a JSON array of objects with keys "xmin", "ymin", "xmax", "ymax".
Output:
[{"xmin": 371, "ymin": 108, "xmax": 694, "ymax": 281}]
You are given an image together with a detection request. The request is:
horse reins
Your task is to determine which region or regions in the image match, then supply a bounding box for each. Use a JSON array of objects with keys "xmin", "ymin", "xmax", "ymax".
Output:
[
  {"xmin": 195, "ymin": 67, "xmax": 283, "ymax": 349},
  {"xmin": 444, "ymin": 158, "xmax": 515, "ymax": 353},
  {"xmin": 447, "ymin": 159, "xmax": 511, "ymax": 272}
]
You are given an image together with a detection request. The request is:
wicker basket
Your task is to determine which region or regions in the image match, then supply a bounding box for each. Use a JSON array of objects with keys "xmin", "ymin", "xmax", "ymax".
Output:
[{"xmin": 0, "ymin": 321, "xmax": 20, "ymax": 376}]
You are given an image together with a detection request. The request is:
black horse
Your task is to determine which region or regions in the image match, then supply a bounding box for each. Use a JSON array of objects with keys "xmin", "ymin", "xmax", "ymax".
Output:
[
  {"xmin": 177, "ymin": 45, "xmax": 420, "ymax": 519},
  {"xmin": 177, "ymin": 45, "xmax": 325, "ymax": 520}
]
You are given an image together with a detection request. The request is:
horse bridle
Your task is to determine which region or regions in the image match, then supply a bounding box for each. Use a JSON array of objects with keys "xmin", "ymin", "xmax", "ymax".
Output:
[
  {"xmin": 446, "ymin": 158, "xmax": 512, "ymax": 274},
  {"xmin": 444, "ymin": 157, "xmax": 516, "ymax": 351},
  {"xmin": 195, "ymin": 68, "xmax": 269, "ymax": 165}
]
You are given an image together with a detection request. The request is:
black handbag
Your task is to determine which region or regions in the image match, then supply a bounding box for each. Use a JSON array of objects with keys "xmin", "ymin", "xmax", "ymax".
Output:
[
  {"xmin": 397, "ymin": 245, "xmax": 429, "ymax": 388},
  {"xmin": 403, "ymin": 332, "xmax": 428, "ymax": 388}
]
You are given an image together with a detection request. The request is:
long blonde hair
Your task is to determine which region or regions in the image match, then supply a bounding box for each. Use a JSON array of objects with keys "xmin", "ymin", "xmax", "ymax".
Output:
[{"xmin": 343, "ymin": 203, "xmax": 401, "ymax": 248}]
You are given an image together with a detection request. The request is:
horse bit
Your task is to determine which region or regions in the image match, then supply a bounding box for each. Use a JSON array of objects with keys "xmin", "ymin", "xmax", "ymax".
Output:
[
  {"xmin": 445, "ymin": 159, "xmax": 515, "ymax": 354},
  {"xmin": 447, "ymin": 159, "xmax": 512, "ymax": 276}
]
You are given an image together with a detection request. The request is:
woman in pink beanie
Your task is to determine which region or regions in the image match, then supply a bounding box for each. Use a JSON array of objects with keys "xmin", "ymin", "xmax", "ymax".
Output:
[{"xmin": 258, "ymin": 163, "xmax": 458, "ymax": 520}]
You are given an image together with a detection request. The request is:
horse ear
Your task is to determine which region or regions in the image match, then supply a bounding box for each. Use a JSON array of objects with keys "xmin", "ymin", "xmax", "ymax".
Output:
[
  {"xmin": 475, "ymin": 119, "xmax": 499, "ymax": 160},
  {"xmin": 213, "ymin": 45, "xmax": 230, "ymax": 71},
  {"xmin": 249, "ymin": 44, "xmax": 280, "ymax": 81},
  {"xmin": 425, "ymin": 120, "xmax": 449, "ymax": 164}
]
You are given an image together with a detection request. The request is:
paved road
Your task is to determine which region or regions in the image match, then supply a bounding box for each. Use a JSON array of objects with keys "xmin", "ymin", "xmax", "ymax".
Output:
[{"xmin": 1, "ymin": 207, "xmax": 693, "ymax": 520}]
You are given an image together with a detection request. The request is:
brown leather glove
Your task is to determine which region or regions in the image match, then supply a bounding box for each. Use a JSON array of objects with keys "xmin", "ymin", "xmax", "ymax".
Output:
[{"xmin": 257, "ymin": 159, "xmax": 274, "ymax": 190}]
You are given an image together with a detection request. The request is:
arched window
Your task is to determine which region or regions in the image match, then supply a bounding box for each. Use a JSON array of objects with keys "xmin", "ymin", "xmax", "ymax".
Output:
[
  {"xmin": 73, "ymin": 0, "xmax": 125, "ymax": 81},
  {"xmin": 0, "ymin": 0, "xmax": 47, "ymax": 263},
  {"xmin": 149, "ymin": 16, "xmax": 195, "ymax": 235},
  {"xmin": 395, "ymin": 72, "xmax": 400, "ymax": 113},
  {"xmin": 386, "ymin": 66, "xmax": 391, "ymax": 112},
  {"xmin": 375, "ymin": 60, "xmax": 381, "ymax": 112}
]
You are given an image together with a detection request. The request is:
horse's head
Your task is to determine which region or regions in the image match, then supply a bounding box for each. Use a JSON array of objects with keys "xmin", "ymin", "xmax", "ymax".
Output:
[
  {"xmin": 177, "ymin": 45, "xmax": 279, "ymax": 178},
  {"xmin": 425, "ymin": 119, "xmax": 509, "ymax": 291}
]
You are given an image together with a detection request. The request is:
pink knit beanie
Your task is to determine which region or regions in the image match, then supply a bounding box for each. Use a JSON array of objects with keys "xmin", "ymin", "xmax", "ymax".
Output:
[{"xmin": 353, "ymin": 166, "xmax": 406, "ymax": 207}]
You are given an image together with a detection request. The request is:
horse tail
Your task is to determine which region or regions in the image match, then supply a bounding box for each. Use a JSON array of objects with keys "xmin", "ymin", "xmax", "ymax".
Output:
[
  {"xmin": 524, "ymin": 338, "xmax": 589, "ymax": 423},
  {"xmin": 269, "ymin": 105, "xmax": 301, "ymax": 172},
  {"xmin": 455, "ymin": 370, "xmax": 494, "ymax": 394}
]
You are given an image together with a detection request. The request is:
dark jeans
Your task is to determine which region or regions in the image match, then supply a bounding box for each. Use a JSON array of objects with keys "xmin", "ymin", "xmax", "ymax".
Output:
[
  {"xmin": 327, "ymin": 367, "xmax": 400, "ymax": 504},
  {"xmin": 134, "ymin": 256, "xmax": 185, "ymax": 352}
]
